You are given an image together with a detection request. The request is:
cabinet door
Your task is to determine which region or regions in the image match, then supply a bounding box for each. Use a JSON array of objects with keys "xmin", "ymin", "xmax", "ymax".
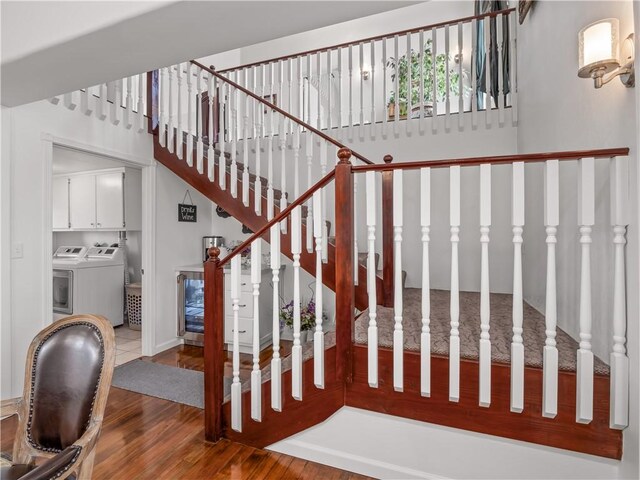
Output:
[
  {"xmin": 52, "ymin": 177, "xmax": 69, "ymax": 229},
  {"xmin": 69, "ymin": 175, "xmax": 96, "ymax": 229},
  {"xmin": 96, "ymin": 172, "xmax": 124, "ymax": 229}
]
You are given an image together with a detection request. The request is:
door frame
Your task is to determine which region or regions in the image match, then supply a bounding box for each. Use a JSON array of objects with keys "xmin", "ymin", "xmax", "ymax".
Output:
[{"xmin": 41, "ymin": 133, "xmax": 157, "ymax": 357}]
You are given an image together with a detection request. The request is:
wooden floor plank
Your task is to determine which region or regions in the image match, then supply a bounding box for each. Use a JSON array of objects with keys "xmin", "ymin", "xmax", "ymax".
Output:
[{"xmin": 0, "ymin": 346, "xmax": 369, "ymax": 480}]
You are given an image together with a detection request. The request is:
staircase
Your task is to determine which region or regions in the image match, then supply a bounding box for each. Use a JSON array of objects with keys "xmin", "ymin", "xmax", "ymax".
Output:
[{"xmin": 49, "ymin": 6, "xmax": 632, "ymax": 467}]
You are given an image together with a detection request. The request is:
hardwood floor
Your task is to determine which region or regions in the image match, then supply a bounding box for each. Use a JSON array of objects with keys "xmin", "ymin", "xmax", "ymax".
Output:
[{"xmin": 1, "ymin": 345, "xmax": 367, "ymax": 480}]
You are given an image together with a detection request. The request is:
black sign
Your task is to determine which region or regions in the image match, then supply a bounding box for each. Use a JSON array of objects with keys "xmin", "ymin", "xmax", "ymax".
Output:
[{"xmin": 178, "ymin": 203, "xmax": 197, "ymax": 222}]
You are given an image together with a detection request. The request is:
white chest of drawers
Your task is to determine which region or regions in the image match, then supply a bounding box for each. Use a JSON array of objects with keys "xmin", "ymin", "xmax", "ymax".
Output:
[{"xmin": 224, "ymin": 265, "xmax": 285, "ymax": 354}]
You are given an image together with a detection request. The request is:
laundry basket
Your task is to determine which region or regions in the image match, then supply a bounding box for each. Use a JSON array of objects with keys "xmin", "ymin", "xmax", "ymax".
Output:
[{"xmin": 126, "ymin": 283, "xmax": 142, "ymax": 330}]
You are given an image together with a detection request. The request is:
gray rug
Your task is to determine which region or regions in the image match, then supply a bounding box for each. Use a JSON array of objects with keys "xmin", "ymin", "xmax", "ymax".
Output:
[{"xmin": 112, "ymin": 360, "xmax": 231, "ymax": 409}]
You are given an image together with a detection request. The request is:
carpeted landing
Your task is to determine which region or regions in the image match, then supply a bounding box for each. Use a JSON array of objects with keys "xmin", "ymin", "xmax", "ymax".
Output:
[{"xmin": 354, "ymin": 289, "xmax": 609, "ymax": 375}]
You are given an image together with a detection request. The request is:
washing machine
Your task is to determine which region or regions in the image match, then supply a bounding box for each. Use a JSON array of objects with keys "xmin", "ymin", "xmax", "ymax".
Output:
[{"xmin": 53, "ymin": 246, "xmax": 125, "ymax": 326}]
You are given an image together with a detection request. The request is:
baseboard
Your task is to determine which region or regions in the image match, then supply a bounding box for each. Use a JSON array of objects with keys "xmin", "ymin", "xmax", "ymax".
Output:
[
  {"xmin": 269, "ymin": 438, "xmax": 445, "ymax": 479},
  {"xmin": 154, "ymin": 337, "xmax": 183, "ymax": 355}
]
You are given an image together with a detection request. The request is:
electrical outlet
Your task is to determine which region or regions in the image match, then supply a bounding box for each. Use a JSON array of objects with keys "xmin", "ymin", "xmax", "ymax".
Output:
[{"xmin": 12, "ymin": 243, "xmax": 23, "ymax": 259}]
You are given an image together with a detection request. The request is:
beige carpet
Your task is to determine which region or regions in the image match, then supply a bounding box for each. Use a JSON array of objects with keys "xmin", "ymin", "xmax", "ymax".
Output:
[{"xmin": 355, "ymin": 289, "xmax": 609, "ymax": 375}]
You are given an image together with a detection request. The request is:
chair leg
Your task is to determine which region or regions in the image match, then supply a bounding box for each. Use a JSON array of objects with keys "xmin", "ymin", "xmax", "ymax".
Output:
[{"xmin": 76, "ymin": 449, "xmax": 96, "ymax": 480}]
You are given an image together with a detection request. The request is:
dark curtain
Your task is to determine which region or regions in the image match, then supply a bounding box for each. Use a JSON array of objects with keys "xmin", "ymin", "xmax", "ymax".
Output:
[{"xmin": 475, "ymin": 0, "xmax": 511, "ymax": 109}]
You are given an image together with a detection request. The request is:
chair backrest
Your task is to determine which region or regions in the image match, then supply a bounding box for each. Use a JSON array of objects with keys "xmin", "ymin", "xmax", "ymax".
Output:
[{"xmin": 19, "ymin": 315, "xmax": 115, "ymax": 453}]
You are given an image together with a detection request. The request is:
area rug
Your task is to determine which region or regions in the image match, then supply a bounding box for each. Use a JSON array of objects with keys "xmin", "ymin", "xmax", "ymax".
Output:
[{"xmin": 112, "ymin": 360, "xmax": 230, "ymax": 409}]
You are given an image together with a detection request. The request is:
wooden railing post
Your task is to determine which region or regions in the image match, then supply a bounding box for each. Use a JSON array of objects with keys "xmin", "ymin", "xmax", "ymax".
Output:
[
  {"xmin": 204, "ymin": 247, "xmax": 224, "ymax": 442},
  {"xmin": 335, "ymin": 148, "xmax": 355, "ymax": 384},
  {"xmin": 381, "ymin": 154, "xmax": 394, "ymax": 307}
]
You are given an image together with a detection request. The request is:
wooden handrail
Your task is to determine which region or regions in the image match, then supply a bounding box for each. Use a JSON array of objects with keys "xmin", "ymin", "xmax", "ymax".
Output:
[
  {"xmin": 217, "ymin": 8, "xmax": 516, "ymax": 74},
  {"xmin": 190, "ymin": 60, "xmax": 375, "ymax": 166},
  {"xmin": 351, "ymin": 148, "xmax": 631, "ymax": 172},
  {"xmin": 218, "ymin": 167, "xmax": 337, "ymax": 268}
]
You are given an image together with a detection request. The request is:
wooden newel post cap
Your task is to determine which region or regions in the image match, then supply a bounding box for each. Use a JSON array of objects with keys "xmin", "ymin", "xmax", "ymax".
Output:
[
  {"xmin": 337, "ymin": 147, "xmax": 352, "ymax": 164},
  {"xmin": 207, "ymin": 247, "xmax": 220, "ymax": 262},
  {"xmin": 383, "ymin": 154, "xmax": 393, "ymax": 164},
  {"xmin": 209, "ymin": 65, "xmax": 216, "ymax": 71}
]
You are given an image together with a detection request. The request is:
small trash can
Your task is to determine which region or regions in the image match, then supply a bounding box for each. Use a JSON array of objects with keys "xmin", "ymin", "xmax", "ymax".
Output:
[{"xmin": 126, "ymin": 283, "xmax": 142, "ymax": 330}]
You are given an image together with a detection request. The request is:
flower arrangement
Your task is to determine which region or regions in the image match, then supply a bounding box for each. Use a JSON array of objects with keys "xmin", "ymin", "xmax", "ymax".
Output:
[{"xmin": 280, "ymin": 298, "xmax": 327, "ymax": 332}]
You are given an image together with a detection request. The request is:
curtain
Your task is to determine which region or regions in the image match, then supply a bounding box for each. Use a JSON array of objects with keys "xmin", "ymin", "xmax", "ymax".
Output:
[{"xmin": 475, "ymin": 0, "xmax": 511, "ymax": 109}]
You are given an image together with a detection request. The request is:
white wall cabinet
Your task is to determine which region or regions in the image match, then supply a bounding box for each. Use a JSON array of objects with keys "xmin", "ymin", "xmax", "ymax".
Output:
[{"xmin": 54, "ymin": 167, "xmax": 141, "ymax": 231}]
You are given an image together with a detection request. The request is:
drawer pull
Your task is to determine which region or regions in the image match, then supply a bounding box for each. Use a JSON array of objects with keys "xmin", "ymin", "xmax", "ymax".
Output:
[
  {"xmin": 232, "ymin": 329, "xmax": 247, "ymax": 334},
  {"xmin": 238, "ymin": 304, "xmax": 247, "ymax": 308}
]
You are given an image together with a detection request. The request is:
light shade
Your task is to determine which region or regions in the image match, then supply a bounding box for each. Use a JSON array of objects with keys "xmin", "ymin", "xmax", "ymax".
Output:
[{"xmin": 578, "ymin": 18, "xmax": 619, "ymax": 76}]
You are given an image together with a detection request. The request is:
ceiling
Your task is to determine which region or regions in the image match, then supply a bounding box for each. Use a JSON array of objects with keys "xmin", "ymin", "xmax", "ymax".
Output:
[{"xmin": 1, "ymin": 1, "xmax": 417, "ymax": 107}]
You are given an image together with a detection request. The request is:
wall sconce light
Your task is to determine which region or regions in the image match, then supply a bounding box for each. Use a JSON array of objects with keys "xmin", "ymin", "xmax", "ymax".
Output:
[
  {"xmin": 578, "ymin": 18, "xmax": 634, "ymax": 89},
  {"xmin": 361, "ymin": 70, "xmax": 370, "ymax": 80}
]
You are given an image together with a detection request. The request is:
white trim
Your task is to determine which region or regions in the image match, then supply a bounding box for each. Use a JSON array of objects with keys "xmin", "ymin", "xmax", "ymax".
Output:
[
  {"xmin": 40, "ymin": 133, "xmax": 156, "ymax": 359},
  {"xmin": 269, "ymin": 439, "xmax": 447, "ymax": 480},
  {"xmin": 141, "ymin": 164, "xmax": 157, "ymax": 357},
  {"xmin": 155, "ymin": 337, "xmax": 183, "ymax": 354}
]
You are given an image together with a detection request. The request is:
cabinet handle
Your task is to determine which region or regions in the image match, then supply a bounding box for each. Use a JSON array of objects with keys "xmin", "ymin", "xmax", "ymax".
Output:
[
  {"xmin": 238, "ymin": 304, "xmax": 247, "ymax": 308},
  {"xmin": 96, "ymin": 223, "xmax": 101, "ymax": 227},
  {"xmin": 232, "ymin": 330, "xmax": 247, "ymax": 334},
  {"xmin": 241, "ymin": 282, "xmax": 247, "ymax": 286},
  {"xmin": 90, "ymin": 222, "xmax": 94, "ymax": 226}
]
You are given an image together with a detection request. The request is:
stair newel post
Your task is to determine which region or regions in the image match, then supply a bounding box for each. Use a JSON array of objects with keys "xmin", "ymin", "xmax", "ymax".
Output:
[
  {"xmin": 204, "ymin": 247, "xmax": 224, "ymax": 443},
  {"xmin": 610, "ymin": 155, "xmax": 629, "ymax": 430},
  {"xmin": 186, "ymin": 64, "xmax": 194, "ymax": 167},
  {"xmin": 335, "ymin": 148, "xmax": 355, "ymax": 385},
  {"xmin": 381, "ymin": 155, "xmax": 395, "ymax": 307}
]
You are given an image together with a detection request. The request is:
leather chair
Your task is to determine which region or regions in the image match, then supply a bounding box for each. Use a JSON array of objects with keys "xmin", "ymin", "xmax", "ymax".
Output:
[{"xmin": 1, "ymin": 315, "xmax": 115, "ymax": 480}]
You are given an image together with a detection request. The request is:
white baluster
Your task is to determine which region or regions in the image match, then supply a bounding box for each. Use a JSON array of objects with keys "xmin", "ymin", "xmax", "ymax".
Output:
[
  {"xmin": 370, "ymin": 40, "xmax": 376, "ymax": 138},
  {"xmin": 431, "ymin": 28, "xmax": 438, "ymax": 134},
  {"xmin": 382, "ymin": 39, "xmax": 388, "ymax": 135},
  {"xmin": 205, "ymin": 73, "xmax": 213, "ymax": 178},
  {"xmin": 292, "ymin": 206, "xmax": 303, "ymax": 400},
  {"xmin": 393, "ymin": 170, "xmax": 404, "ymax": 392},
  {"xmin": 543, "ymin": 159, "xmax": 559, "ymax": 418},
  {"xmin": 167, "ymin": 67, "xmax": 175, "ymax": 153},
  {"xmin": 406, "ymin": 33, "xmax": 412, "ymax": 136},
  {"xmin": 305, "ymin": 134, "xmax": 314, "ymax": 253},
  {"xmin": 479, "ymin": 164, "xmax": 491, "ymax": 407},
  {"xmin": 497, "ymin": 15, "xmax": 505, "ymax": 127},
  {"xmin": 254, "ymin": 99, "xmax": 262, "ymax": 216},
  {"xmin": 458, "ymin": 22, "xmax": 464, "ymax": 131},
  {"xmin": 63, "ymin": 91, "xmax": 77, "ymax": 111},
  {"xmin": 158, "ymin": 70, "xmax": 166, "ymax": 146},
  {"xmin": 445, "ymin": 25, "xmax": 450, "ymax": 131},
  {"xmin": 511, "ymin": 161, "xmax": 525, "ymax": 413},
  {"xmin": 337, "ymin": 48, "xmax": 343, "ymax": 131},
  {"xmin": 125, "ymin": 76, "xmax": 133, "ymax": 130},
  {"xmin": 185, "ymin": 66, "xmax": 194, "ymax": 166},
  {"xmin": 353, "ymin": 174, "xmax": 359, "ymax": 286},
  {"xmin": 393, "ymin": 35, "xmax": 399, "ymax": 135},
  {"xmin": 98, "ymin": 83, "xmax": 108, "ymax": 121},
  {"xmin": 175, "ymin": 67, "xmax": 183, "ymax": 158},
  {"xmin": 313, "ymin": 190, "xmax": 325, "ymax": 389},
  {"xmin": 321, "ymin": 141, "xmax": 329, "ymax": 263},
  {"xmin": 348, "ymin": 45, "xmax": 353, "ymax": 134},
  {"xmin": 279, "ymin": 113, "xmax": 288, "ymax": 232},
  {"xmin": 610, "ymin": 155, "xmax": 629, "ymax": 429},
  {"xmin": 420, "ymin": 167, "xmax": 431, "ymax": 397},
  {"xmin": 230, "ymin": 73, "xmax": 239, "ymax": 197},
  {"xmin": 49, "ymin": 96, "xmax": 60, "ymax": 105},
  {"xmin": 267, "ymin": 67, "xmax": 274, "ymax": 219},
  {"xmin": 359, "ymin": 42, "xmax": 365, "ymax": 132},
  {"xmin": 366, "ymin": 171, "xmax": 378, "ymax": 388},
  {"xmin": 471, "ymin": 20, "xmax": 478, "ymax": 130},
  {"xmin": 219, "ymin": 82, "xmax": 227, "ymax": 189},
  {"xmin": 251, "ymin": 239, "xmax": 262, "ymax": 422},
  {"xmin": 242, "ymin": 80, "xmax": 250, "ymax": 206},
  {"xmin": 270, "ymin": 224, "xmax": 282, "ymax": 411},
  {"xmin": 109, "ymin": 81, "xmax": 121, "ymax": 126},
  {"xmin": 80, "ymin": 88, "xmax": 92, "ymax": 116},
  {"xmin": 449, "ymin": 165, "xmax": 461, "ymax": 402},
  {"xmin": 230, "ymin": 255, "xmax": 242, "ymax": 432},
  {"xmin": 576, "ymin": 157, "xmax": 595, "ymax": 424},
  {"xmin": 418, "ymin": 31, "xmax": 425, "ymax": 134},
  {"xmin": 137, "ymin": 73, "xmax": 146, "ymax": 133},
  {"xmin": 327, "ymin": 51, "xmax": 332, "ymax": 131},
  {"xmin": 484, "ymin": 16, "xmax": 492, "ymax": 127},
  {"xmin": 510, "ymin": 12, "xmax": 518, "ymax": 125}
]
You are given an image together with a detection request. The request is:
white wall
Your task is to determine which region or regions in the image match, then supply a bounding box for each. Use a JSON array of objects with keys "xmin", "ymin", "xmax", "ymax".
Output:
[
  {"xmin": 516, "ymin": 1, "xmax": 638, "ymax": 477},
  {"xmin": 0, "ymin": 99, "xmax": 167, "ymax": 399}
]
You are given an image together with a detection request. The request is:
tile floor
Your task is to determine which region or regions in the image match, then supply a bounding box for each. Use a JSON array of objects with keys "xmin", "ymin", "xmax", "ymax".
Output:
[{"xmin": 115, "ymin": 325, "xmax": 142, "ymax": 366}]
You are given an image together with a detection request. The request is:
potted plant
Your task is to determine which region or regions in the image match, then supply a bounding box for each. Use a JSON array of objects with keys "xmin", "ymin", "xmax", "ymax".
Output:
[
  {"xmin": 280, "ymin": 298, "xmax": 327, "ymax": 343},
  {"xmin": 386, "ymin": 39, "xmax": 467, "ymax": 120}
]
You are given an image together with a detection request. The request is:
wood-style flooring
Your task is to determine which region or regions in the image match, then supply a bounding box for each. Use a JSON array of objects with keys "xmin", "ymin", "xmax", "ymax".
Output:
[{"xmin": 1, "ymin": 344, "xmax": 367, "ymax": 480}]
